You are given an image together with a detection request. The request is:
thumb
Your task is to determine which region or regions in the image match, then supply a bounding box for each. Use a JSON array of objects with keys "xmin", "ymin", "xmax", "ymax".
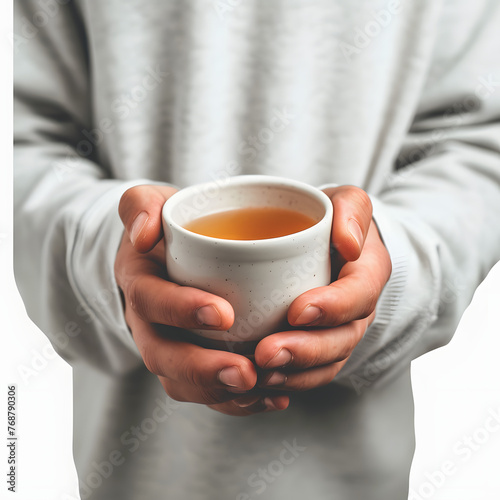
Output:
[
  {"xmin": 118, "ymin": 184, "xmax": 178, "ymax": 253},
  {"xmin": 323, "ymin": 185, "xmax": 373, "ymax": 262}
]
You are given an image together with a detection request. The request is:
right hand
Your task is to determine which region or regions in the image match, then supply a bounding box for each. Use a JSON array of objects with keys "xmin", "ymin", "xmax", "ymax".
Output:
[{"xmin": 115, "ymin": 185, "xmax": 290, "ymax": 416}]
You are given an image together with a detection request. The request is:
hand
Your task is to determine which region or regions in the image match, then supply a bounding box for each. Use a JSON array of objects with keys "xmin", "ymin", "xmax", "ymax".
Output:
[
  {"xmin": 252, "ymin": 186, "xmax": 392, "ymax": 392},
  {"xmin": 115, "ymin": 185, "xmax": 289, "ymax": 416},
  {"xmin": 115, "ymin": 184, "xmax": 390, "ymax": 416}
]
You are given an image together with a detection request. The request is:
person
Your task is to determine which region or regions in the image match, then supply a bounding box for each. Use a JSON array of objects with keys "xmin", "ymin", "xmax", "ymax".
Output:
[{"xmin": 14, "ymin": 1, "xmax": 500, "ymax": 499}]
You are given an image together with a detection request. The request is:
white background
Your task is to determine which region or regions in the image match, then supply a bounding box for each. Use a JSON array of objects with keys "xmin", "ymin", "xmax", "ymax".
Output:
[{"xmin": 2, "ymin": 2, "xmax": 499, "ymax": 499}]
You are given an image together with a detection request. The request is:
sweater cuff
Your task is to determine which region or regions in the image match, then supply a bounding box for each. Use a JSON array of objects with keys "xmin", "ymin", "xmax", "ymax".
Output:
[
  {"xmin": 69, "ymin": 179, "xmax": 170, "ymax": 370},
  {"xmin": 334, "ymin": 196, "xmax": 442, "ymax": 389}
]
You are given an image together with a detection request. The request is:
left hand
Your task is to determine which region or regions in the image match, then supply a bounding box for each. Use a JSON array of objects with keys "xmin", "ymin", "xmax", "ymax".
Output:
[{"xmin": 243, "ymin": 186, "xmax": 391, "ymax": 399}]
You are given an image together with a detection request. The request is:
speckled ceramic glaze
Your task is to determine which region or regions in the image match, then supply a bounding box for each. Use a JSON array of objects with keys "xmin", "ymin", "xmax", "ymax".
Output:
[{"xmin": 162, "ymin": 175, "xmax": 333, "ymax": 345}]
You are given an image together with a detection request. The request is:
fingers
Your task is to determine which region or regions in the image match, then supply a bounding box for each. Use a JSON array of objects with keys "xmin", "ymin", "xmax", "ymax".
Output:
[
  {"xmin": 288, "ymin": 222, "xmax": 391, "ymax": 328},
  {"xmin": 117, "ymin": 184, "xmax": 293, "ymax": 415},
  {"xmin": 209, "ymin": 394, "xmax": 290, "ymax": 416},
  {"xmin": 254, "ymin": 318, "xmax": 372, "ymax": 392},
  {"xmin": 128, "ymin": 313, "xmax": 257, "ymax": 403},
  {"xmin": 125, "ymin": 273, "xmax": 288, "ymax": 415},
  {"xmin": 117, "ymin": 235, "xmax": 235, "ymax": 330},
  {"xmin": 128, "ymin": 272, "xmax": 235, "ymax": 330},
  {"xmin": 255, "ymin": 318, "xmax": 369, "ymax": 372},
  {"xmin": 259, "ymin": 361, "xmax": 348, "ymax": 392},
  {"xmin": 118, "ymin": 185, "xmax": 178, "ymax": 253},
  {"xmin": 131, "ymin": 315, "xmax": 289, "ymax": 414},
  {"xmin": 323, "ymin": 185, "xmax": 373, "ymax": 262}
]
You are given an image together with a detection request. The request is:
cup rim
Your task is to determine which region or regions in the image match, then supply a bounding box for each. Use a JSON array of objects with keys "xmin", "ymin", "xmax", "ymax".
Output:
[{"xmin": 162, "ymin": 175, "xmax": 333, "ymax": 247}]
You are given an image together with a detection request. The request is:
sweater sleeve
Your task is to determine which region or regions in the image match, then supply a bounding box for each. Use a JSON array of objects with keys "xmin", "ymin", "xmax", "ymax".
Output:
[
  {"xmin": 336, "ymin": 6, "xmax": 500, "ymax": 391},
  {"xmin": 13, "ymin": 1, "xmax": 152, "ymax": 374}
]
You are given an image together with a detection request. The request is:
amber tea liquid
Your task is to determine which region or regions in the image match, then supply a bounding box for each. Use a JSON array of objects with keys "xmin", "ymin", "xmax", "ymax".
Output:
[{"xmin": 184, "ymin": 206, "xmax": 317, "ymax": 240}]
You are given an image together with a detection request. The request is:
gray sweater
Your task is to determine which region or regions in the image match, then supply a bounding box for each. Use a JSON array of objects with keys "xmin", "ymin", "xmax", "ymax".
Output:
[{"xmin": 14, "ymin": 1, "xmax": 500, "ymax": 499}]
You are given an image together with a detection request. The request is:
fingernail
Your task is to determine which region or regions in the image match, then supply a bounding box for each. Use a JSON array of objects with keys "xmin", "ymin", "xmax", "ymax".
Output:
[
  {"xmin": 196, "ymin": 305, "xmax": 222, "ymax": 327},
  {"xmin": 218, "ymin": 366, "xmax": 244, "ymax": 389},
  {"xmin": 264, "ymin": 397, "xmax": 281, "ymax": 411},
  {"xmin": 265, "ymin": 372, "xmax": 287, "ymax": 386},
  {"xmin": 234, "ymin": 396, "xmax": 261, "ymax": 408},
  {"xmin": 130, "ymin": 211, "xmax": 149, "ymax": 246},
  {"xmin": 294, "ymin": 305, "xmax": 322, "ymax": 325},
  {"xmin": 348, "ymin": 218, "xmax": 363, "ymax": 251},
  {"xmin": 265, "ymin": 348, "xmax": 292, "ymax": 369}
]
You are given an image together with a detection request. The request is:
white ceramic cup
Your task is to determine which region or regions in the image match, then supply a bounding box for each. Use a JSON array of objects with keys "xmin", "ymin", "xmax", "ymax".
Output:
[{"xmin": 162, "ymin": 175, "xmax": 333, "ymax": 351}]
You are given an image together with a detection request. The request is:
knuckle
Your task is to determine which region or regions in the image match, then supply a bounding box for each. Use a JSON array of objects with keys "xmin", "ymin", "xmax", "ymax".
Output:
[
  {"xmin": 350, "ymin": 186, "xmax": 372, "ymax": 215},
  {"xmin": 158, "ymin": 287, "xmax": 185, "ymax": 327},
  {"xmin": 289, "ymin": 374, "xmax": 311, "ymax": 392},
  {"xmin": 362, "ymin": 279, "xmax": 379, "ymax": 317},
  {"xmin": 285, "ymin": 334, "xmax": 325, "ymax": 372},
  {"xmin": 181, "ymin": 356, "xmax": 201, "ymax": 387},
  {"xmin": 198, "ymin": 386, "xmax": 222, "ymax": 405},
  {"xmin": 127, "ymin": 277, "xmax": 147, "ymax": 320},
  {"xmin": 162, "ymin": 383, "xmax": 188, "ymax": 403},
  {"xmin": 178, "ymin": 352, "xmax": 211, "ymax": 390},
  {"xmin": 300, "ymin": 336, "xmax": 324, "ymax": 369},
  {"xmin": 331, "ymin": 185, "xmax": 372, "ymax": 214},
  {"xmin": 335, "ymin": 310, "xmax": 350, "ymax": 326},
  {"xmin": 128, "ymin": 277, "xmax": 179, "ymax": 326},
  {"xmin": 141, "ymin": 344, "xmax": 161, "ymax": 376},
  {"xmin": 161, "ymin": 296, "xmax": 180, "ymax": 327},
  {"xmin": 330, "ymin": 299, "xmax": 353, "ymax": 325},
  {"xmin": 336, "ymin": 335, "xmax": 355, "ymax": 361},
  {"xmin": 119, "ymin": 186, "xmax": 140, "ymax": 216},
  {"xmin": 360, "ymin": 190, "xmax": 373, "ymax": 212}
]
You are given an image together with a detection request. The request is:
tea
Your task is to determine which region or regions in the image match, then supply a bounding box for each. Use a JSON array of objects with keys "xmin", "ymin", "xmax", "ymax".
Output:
[{"xmin": 184, "ymin": 206, "xmax": 317, "ymax": 240}]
